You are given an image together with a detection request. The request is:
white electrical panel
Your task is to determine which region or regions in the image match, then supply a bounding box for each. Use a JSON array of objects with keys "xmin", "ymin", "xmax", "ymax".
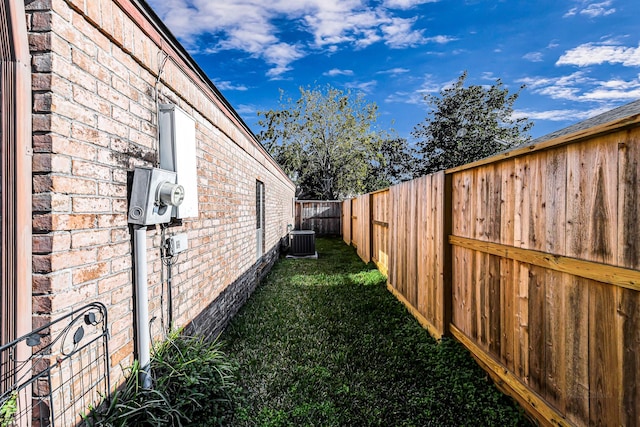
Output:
[{"xmin": 159, "ymin": 104, "xmax": 199, "ymax": 219}]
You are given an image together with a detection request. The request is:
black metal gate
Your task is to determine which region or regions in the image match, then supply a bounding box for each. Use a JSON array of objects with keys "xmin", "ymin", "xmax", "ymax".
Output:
[{"xmin": 0, "ymin": 302, "xmax": 110, "ymax": 426}]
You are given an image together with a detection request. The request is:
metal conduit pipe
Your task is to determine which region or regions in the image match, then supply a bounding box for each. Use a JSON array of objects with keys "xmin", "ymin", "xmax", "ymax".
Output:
[
  {"xmin": 128, "ymin": 167, "xmax": 183, "ymax": 389},
  {"xmin": 133, "ymin": 226, "xmax": 152, "ymax": 388}
]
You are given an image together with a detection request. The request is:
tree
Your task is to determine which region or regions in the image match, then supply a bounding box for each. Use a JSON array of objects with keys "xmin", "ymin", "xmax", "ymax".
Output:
[
  {"xmin": 365, "ymin": 136, "xmax": 415, "ymax": 192},
  {"xmin": 257, "ymin": 85, "xmax": 382, "ymax": 199},
  {"xmin": 412, "ymin": 72, "xmax": 533, "ymax": 176}
]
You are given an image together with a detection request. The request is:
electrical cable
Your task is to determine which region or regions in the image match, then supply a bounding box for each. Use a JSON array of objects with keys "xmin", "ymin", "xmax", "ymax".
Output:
[
  {"xmin": 154, "ymin": 49, "xmax": 169, "ymax": 168},
  {"xmin": 159, "ymin": 224, "xmax": 179, "ymax": 334},
  {"xmin": 159, "ymin": 225, "xmax": 167, "ymax": 334}
]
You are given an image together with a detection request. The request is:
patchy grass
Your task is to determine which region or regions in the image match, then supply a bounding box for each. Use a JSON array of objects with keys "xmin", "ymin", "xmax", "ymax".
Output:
[{"xmin": 222, "ymin": 237, "xmax": 531, "ymax": 426}]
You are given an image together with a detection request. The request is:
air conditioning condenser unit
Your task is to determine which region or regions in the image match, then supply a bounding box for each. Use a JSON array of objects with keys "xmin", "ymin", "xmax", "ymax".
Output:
[{"xmin": 289, "ymin": 230, "xmax": 316, "ymax": 256}]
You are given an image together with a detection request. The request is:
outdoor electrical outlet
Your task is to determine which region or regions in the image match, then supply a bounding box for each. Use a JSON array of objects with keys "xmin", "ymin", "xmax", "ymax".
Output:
[{"xmin": 166, "ymin": 233, "xmax": 188, "ymax": 256}]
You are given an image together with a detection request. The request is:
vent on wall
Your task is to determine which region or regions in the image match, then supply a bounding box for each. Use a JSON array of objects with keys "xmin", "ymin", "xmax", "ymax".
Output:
[{"xmin": 289, "ymin": 230, "xmax": 316, "ymax": 256}]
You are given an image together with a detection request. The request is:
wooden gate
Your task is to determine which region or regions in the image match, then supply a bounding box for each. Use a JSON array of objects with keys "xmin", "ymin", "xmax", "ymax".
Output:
[{"xmin": 295, "ymin": 200, "xmax": 342, "ymax": 235}]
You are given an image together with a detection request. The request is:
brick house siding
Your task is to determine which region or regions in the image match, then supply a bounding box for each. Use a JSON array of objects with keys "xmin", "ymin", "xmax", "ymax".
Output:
[{"xmin": 25, "ymin": 0, "xmax": 295, "ymax": 385}]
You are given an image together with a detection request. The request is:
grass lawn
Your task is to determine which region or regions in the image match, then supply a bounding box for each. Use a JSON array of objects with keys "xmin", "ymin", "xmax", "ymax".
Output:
[{"xmin": 222, "ymin": 237, "xmax": 532, "ymax": 426}]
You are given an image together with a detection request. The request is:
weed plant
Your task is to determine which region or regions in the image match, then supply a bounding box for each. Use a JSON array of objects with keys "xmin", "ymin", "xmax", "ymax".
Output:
[
  {"xmin": 224, "ymin": 237, "xmax": 532, "ymax": 426},
  {"xmin": 0, "ymin": 392, "xmax": 18, "ymax": 427}
]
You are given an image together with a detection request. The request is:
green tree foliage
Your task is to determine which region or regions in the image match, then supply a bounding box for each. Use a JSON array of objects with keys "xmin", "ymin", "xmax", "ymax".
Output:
[
  {"xmin": 258, "ymin": 85, "xmax": 402, "ymax": 199},
  {"xmin": 412, "ymin": 72, "xmax": 533, "ymax": 176},
  {"xmin": 365, "ymin": 136, "xmax": 415, "ymax": 193}
]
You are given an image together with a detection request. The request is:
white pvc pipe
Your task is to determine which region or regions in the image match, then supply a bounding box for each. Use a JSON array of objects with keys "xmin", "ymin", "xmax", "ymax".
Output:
[{"xmin": 133, "ymin": 225, "xmax": 152, "ymax": 388}]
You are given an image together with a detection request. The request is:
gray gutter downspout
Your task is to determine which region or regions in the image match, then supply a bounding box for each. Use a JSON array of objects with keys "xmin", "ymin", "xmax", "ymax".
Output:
[{"xmin": 1, "ymin": 0, "xmax": 33, "ymax": 371}]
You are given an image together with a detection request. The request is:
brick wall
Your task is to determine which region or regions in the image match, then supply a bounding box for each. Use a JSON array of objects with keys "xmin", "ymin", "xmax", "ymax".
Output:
[{"xmin": 26, "ymin": 0, "xmax": 295, "ymax": 386}]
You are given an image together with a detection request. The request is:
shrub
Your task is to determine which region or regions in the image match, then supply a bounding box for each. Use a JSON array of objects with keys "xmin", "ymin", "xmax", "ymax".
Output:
[
  {"xmin": 82, "ymin": 360, "xmax": 182, "ymax": 427},
  {"xmin": 152, "ymin": 330, "xmax": 237, "ymax": 426},
  {"xmin": 82, "ymin": 331, "xmax": 237, "ymax": 426}
]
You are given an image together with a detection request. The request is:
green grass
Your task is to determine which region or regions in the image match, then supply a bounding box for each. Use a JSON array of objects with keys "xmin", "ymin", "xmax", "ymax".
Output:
[{"xmin": 222, "ymin": 237, "xmax": 532, "ymax": 426}]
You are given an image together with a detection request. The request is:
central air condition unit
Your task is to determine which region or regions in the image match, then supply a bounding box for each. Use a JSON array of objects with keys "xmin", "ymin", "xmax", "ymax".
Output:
[{"xmin": 289, "ymin": 230, "xmax": 316, "ymax": 256}]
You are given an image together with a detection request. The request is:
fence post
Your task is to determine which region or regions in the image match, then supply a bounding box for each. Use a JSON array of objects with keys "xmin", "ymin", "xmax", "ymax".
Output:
[
  {"xmin": 369, "ymin": 193, "xmax": 374, "ymax": 263},
  {"xmin": 350, "ymin": 199, "xmax": 354, "ymax": 245},
  {"xmin": 442, "ymin": 172, "xmax": 453, "ymax": 337},
  {"xmin": 339, "ymin": 201, "xmax": 343, "ymax": 237},
  {"xmin": 295, "ymin": 201, "xmax": 300, "ymax": 230}
]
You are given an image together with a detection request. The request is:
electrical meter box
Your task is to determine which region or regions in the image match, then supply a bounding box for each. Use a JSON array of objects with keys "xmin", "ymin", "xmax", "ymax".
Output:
[
  {"xmin": 159, "ymin": 104, "xmax": 199, "ymax": 219},
  {"xmin": 128, "ymin": 167, "xmax": 184, "ymax": 226}
]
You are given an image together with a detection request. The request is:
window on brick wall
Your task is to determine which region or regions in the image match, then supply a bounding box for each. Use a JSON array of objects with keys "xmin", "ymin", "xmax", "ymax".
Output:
[{"xmin": 256, "ymin": 180, "xmax": 265, "ymax": 259}]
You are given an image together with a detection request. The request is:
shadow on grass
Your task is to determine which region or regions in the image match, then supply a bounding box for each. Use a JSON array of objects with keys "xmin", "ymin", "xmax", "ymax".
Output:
[{"xmin": 222, "ymin": 237, "xmax": 531, "ymax": 427}]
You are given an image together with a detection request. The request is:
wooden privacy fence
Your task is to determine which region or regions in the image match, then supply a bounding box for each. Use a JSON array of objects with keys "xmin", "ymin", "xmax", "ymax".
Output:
[
  {"xmin": 295, "ymin": 200, "xmax": 342, "ymax": 235},
  {"xmin": 342, "ymin": 114, "xmax": 640, "ymax": 427}
]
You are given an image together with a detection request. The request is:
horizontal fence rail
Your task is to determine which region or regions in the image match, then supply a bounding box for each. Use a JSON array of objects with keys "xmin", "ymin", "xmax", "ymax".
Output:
[
  {"xmin": 0, "ymin": 302, "xmax": 110, "ymax": 427},
  {"xmin": 343, "ymin": 115, "xmax": 640, "ymax": 427}
]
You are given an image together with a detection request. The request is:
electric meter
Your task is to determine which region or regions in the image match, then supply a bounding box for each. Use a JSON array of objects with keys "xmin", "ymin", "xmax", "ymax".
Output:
[
  {"xmin": 157, "ymin": 181, "xmax": 185, "ymax": 207},
  {"xmin": 128, "ymin": 167, "xmax": 184, "ymax": 226}
]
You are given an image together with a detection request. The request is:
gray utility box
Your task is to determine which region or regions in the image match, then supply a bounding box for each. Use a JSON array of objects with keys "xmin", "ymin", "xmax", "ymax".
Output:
[
  {"xmin": 128, "ymin": 167, "xmax": 182, "ymax": 226},
  {"xmin": 289, "ymin": 230, "xmax": 316, "ymax": 256}
]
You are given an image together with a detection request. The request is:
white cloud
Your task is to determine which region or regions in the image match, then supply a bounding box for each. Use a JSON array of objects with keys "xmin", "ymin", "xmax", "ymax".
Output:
[
  {"xmin": 381, "ymin": 17, "xmax": 427, "ymax": 48},
  {"xmin": 147, "ymin": 0, "xmax": 442, "ymax": 77},
  {"xmin": 324, "ymin": 68, "xmax": 355, "ymax": 76},
  {"xmin": 354, "ymin": 29, "xmax": 384, "ymax": 49},
  {"xmin": 581, "ymin": 74, "xmax": 640, "ymax": 100},
  {"xmin": 234, "ymin": 104, "xmax": 258, "ymax": 115},
  {"xmin": 424, "ymin": 74, "xmax": 457, "ymax": 92},
  {"xmin": 596, "ymin": 77, "xmax": 640, "ymax": 89},
  {"xmin": 580, "ymin": 1, "xmax": 616, "ymax": 17},
  {"xmin": 523, "ymin": 52, "xmax": 544, "ymax": 62},
  {"xmin": 519, "ymin": 72, "xmax": 593, "ymax": 101},
  {"xmin": 266, "ymin": 66, "xmax": 293, "ymax": 79},
  {"xmin": 377, "ymin": 67, "xmax": 410, "ymax": 75},
  {"xmin": 582, "ymin": 88, "xmax": 640, "ymax": 100},
  {"xmin": 385, "ymin": 74, "xmax": 454, "ymax": 104},
  {"xmin": 345, "ymin": 80, "xmax": 378, "ymax": 93},
  {"xmin": 385, "ymin": 90, "xmax": 424, "ymax": 104},
  {"xmin": 213, "ymin": 28, "xmax": 278, "ymax": 53},
  {"xmin": 557, "ymin": 42, "xmax": 640, "ymax": 67},
  {"xmin": 212, "ymin": 80, "xmax": 249, "ymax": 91},
  {"xmin": 564, "ymin": 1, "xmax": 616, "ymax": 18},
  {"xmin": 519, "ymin": 72, "xmax": 640, "ymax": 103},
  {"xmin": 263, "ymin": 42, "xmax": 306, "ymax": 73},
  {"xmin": 512, "ymin": 107, "xmax": 611, "ymax": 122},
  {"xmin": 537, "ymin": 86, "xmax": 583, "ymax": 101},
  {"xmin": 303, "ymin": 7, "xmax": 374, "ymax": 47},
  {"xmin": 383, "ymin": 0, "xmax": 439, "ymax": 10},
  {"xmin": 425, "ymin": 35, "xmax": 458, "ymax": 44}
]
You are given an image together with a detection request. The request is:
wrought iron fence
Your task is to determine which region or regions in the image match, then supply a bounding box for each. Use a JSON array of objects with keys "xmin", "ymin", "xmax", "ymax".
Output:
[{"xmin": 0, "ymin": 302, "xmax": 110, "ymax": 427}]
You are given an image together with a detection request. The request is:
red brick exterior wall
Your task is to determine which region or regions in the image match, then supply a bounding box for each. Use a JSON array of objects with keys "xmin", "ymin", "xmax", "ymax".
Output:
[{"xmin": 26, "ymin": 0, "xmax": 295, "ymax": 383}]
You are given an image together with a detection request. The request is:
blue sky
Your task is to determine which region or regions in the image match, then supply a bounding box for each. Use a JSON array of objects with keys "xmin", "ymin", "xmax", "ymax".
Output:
[{"xmin": 146, "ymin": 0, "xmax": 640, "ymax": 140}]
